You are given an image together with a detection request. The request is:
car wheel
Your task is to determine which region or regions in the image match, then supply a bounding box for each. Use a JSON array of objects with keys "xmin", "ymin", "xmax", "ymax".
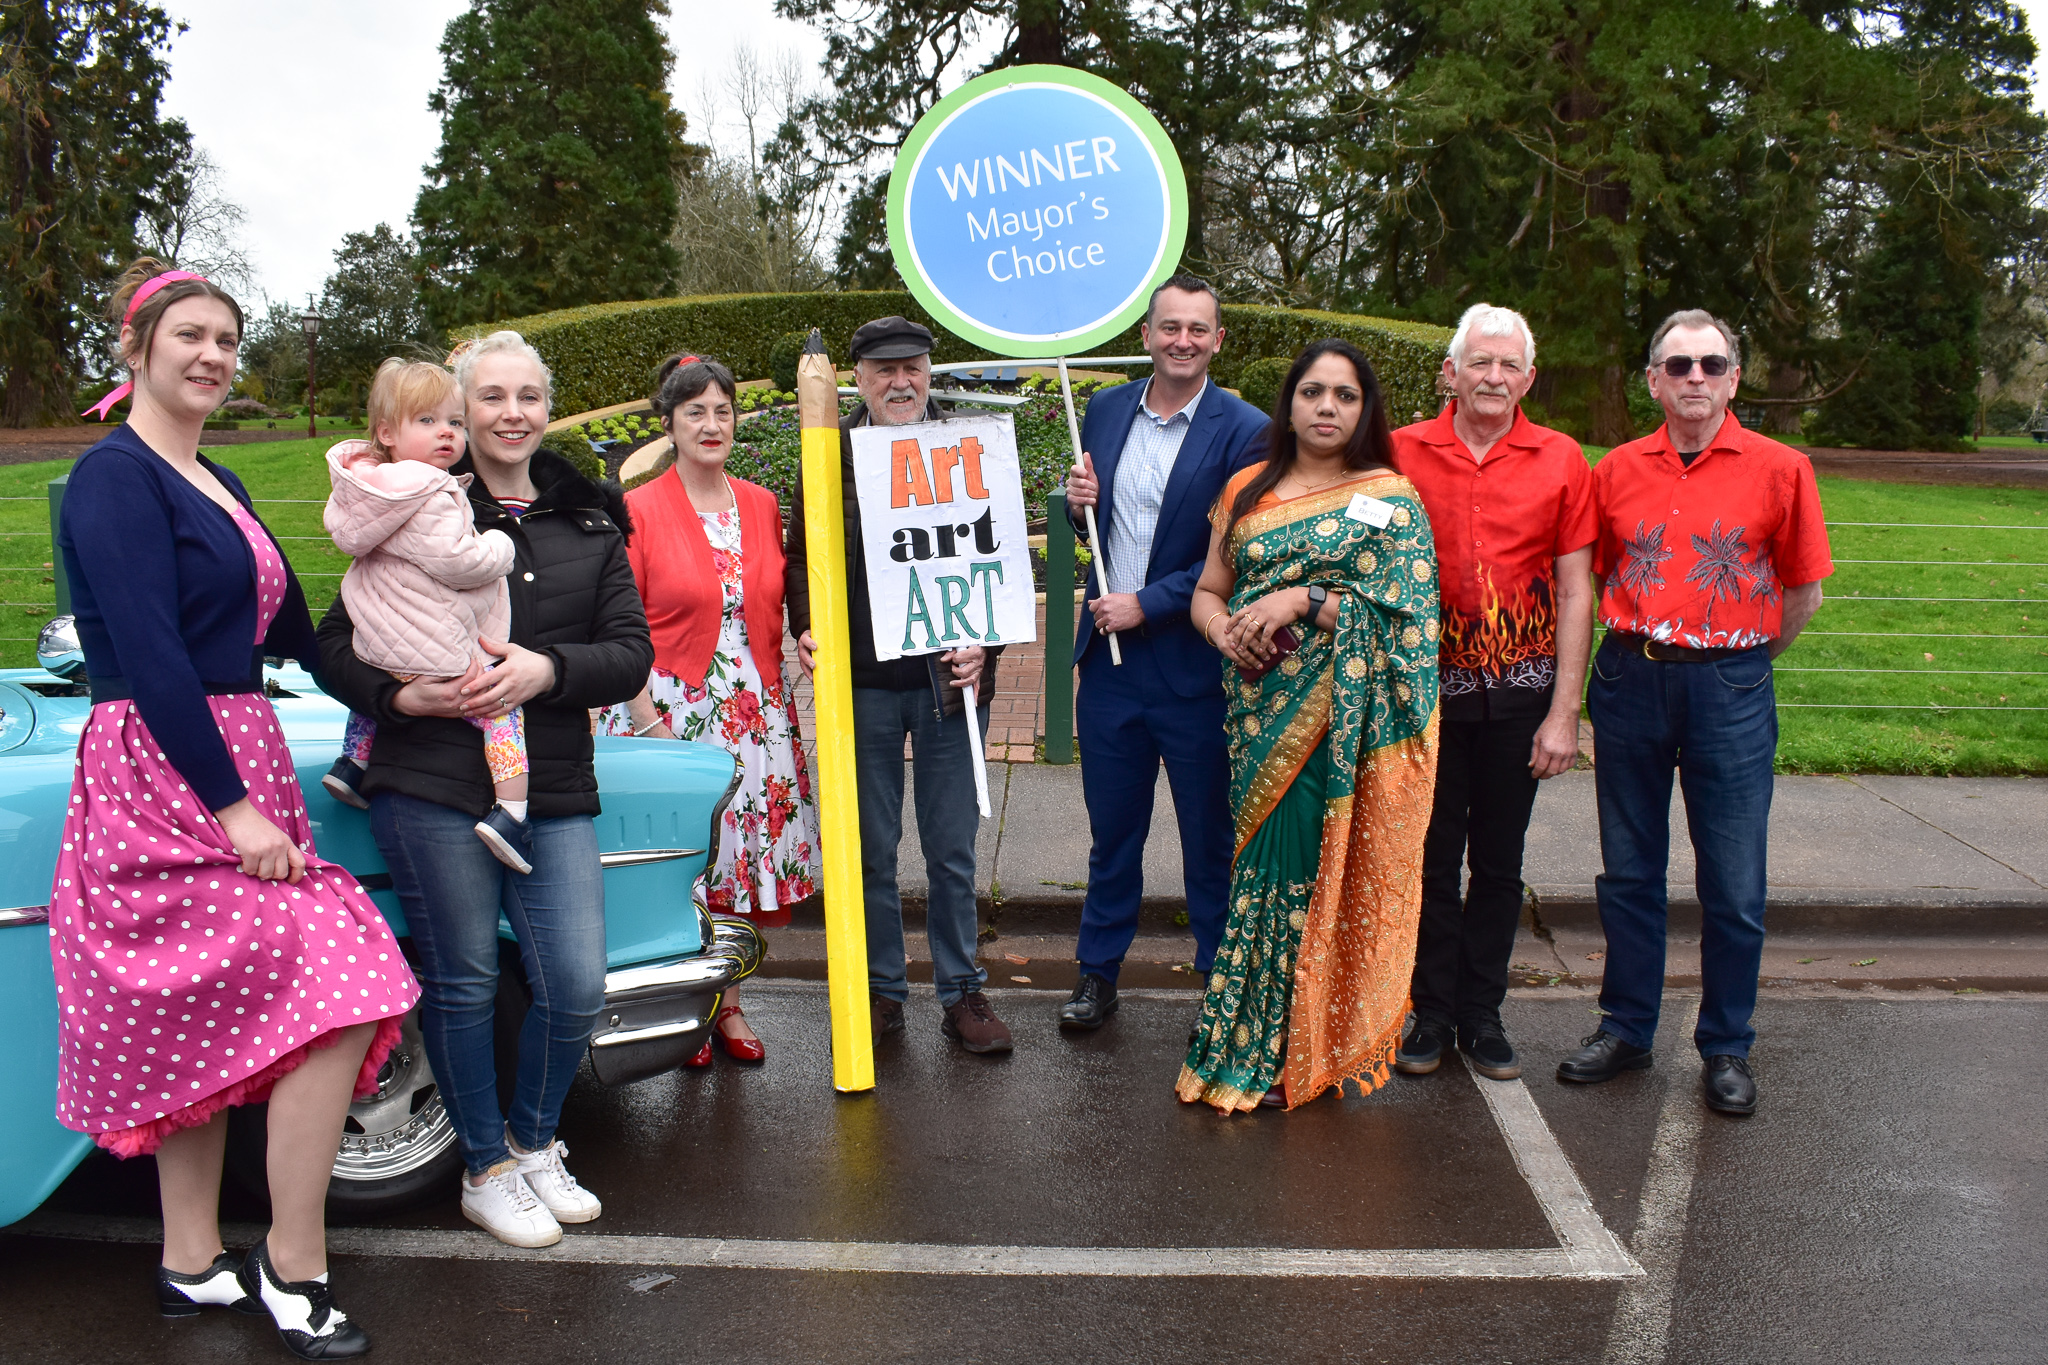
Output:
[{"xmin": 225, "ymin": 1006, "xmax": 462, "ymax": 1219}]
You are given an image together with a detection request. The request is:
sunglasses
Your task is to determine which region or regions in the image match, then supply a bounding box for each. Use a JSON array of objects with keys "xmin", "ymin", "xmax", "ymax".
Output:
[{"xmin": 1659, "ymin": 354, "xmax": 1731, "ymax": 378}]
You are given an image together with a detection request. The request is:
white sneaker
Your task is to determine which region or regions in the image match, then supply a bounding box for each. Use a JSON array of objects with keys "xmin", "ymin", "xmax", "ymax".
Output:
[
  {"xmin": 461, "ymin": 1159, "xmax": 563, "ymax": 1248},
  {"xmin": 512, "ymin": 1137, "xmax": 603, "ymax": 1223}
]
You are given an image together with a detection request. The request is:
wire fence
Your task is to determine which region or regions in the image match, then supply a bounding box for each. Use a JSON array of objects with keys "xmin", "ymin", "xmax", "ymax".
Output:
[{"xmin": 4, "ymin": 508, "xmax": 2044, "ymax": 719}]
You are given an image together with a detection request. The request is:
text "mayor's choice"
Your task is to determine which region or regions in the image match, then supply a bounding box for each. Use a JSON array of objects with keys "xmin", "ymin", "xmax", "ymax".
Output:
[{"xmin": 932, "ymin": 138, "xmax": 1123, "ymax": 285}]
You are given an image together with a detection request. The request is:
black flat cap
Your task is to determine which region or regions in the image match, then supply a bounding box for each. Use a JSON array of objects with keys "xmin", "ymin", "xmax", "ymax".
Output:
[{"xmin": 850, "ymin": 315, "xmax": 935, "ymax": 361}]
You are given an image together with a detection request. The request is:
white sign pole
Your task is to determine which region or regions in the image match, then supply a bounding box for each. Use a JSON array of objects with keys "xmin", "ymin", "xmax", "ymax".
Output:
[
  {"xmin": 961, "ymin": 681, "xmax": 992, "ymax": 818},
  {"xmin": 1057, "ymin": 356, "xmax": 1121, "ymax": 666}
]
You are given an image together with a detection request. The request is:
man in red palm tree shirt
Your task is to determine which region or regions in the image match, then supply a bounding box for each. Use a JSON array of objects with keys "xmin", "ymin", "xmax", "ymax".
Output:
[{"xmin": 1559, "ymin": 309, "xmax": 1833, "ymax": 1117}]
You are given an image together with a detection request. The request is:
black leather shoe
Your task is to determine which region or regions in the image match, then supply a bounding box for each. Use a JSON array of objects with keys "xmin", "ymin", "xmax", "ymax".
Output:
[
  {"xmin": 1703, "ymin": 1055, "xmax": 1757, "ymax": 1115},
  {"xmin": 1058, "ymin": 973, "xmax": 1119, "ymax": 1031},
  {"xmin": 158, "ymin": 1250, "xmax": 264, "ymax": 1318},
  {"xmin": 1556, "ymin": 1030, "xmax": 1653, "ymax": 1084},
  {"xmin": 1458, "ymin": 1018, "xmax": 1522, "ymax": 1081},
  {"xmin": 238, "ymin": 1238, "xmax": 371, "ymax": 1359},
  {"xmin": 1395, "ymin": 1017, "xmax": 1453, "ymax": 1075}
]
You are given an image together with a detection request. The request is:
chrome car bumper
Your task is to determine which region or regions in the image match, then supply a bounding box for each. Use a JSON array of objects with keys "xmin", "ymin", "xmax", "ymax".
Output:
[{"xmin": 586, "ymin": 915, "xmax": 766, "ymax": 1085}]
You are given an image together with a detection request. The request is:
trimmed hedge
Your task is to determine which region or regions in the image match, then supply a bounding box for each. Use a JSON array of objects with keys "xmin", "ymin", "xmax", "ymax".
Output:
[{"xmin": 479, "ymin": 291, "xmax": 1451, "ymax": 425}]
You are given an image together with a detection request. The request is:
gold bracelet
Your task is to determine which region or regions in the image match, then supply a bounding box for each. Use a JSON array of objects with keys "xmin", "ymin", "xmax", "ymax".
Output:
[{"xmin": 1202, "ymin": 610, "xmax": 1228, "ymax": 648}]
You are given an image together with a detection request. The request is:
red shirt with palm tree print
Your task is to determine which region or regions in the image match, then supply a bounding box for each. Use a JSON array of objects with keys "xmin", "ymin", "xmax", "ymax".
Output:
[{"xmin": 1592, "ymin": 412, "xmax": 1833, "ymax": 649}]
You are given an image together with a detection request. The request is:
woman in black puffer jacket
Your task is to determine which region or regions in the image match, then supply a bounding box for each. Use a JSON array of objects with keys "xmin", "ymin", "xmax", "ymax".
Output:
[{"xmin": 314, "ymin": 331, "xmax": 651, "ymax": 1250}]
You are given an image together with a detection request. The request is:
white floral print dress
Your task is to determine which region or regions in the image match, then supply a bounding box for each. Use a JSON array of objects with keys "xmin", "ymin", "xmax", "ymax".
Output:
[{"xmin": 600, "ymin": 503, "xmax": 818, "ymax": 924}]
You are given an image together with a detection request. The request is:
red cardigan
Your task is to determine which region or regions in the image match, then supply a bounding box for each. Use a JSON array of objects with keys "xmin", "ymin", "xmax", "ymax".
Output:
[{"xmin": 623, "ymin": 469, "xmax": 787, "ymax": 689}]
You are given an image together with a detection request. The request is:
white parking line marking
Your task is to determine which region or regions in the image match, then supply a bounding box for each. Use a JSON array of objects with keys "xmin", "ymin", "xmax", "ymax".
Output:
[
  {"xmin": 12, "ymin": 1066, "xmax": 1641, "ymax": 1281},
  {"xmin": 1601, "ymin": 1023, "xmax": 1705, "ymax": 1361}
]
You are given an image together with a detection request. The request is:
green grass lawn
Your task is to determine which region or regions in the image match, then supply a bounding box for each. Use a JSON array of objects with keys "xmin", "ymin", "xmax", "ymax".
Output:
[{"xmin": 4, "ymin": 440, "xmax": 2045, "ymax": 774}]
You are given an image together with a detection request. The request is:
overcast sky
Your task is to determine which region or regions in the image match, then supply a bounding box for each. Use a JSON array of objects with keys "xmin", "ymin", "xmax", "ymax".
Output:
[{"xmin": 159, "ymin": 0, "xmax": 2048, "ymax": 312}]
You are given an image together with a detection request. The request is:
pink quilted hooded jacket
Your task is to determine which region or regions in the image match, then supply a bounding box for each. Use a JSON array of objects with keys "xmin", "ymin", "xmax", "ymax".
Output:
[{"xmin": 324, "ymin": 440, "xmax": 514, "ymax": 678}]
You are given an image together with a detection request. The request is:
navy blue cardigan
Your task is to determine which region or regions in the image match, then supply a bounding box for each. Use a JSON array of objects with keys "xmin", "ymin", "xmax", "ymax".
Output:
[{"xmin": 58, "ymin": 424, "xmax": 318, "ymax": 810}]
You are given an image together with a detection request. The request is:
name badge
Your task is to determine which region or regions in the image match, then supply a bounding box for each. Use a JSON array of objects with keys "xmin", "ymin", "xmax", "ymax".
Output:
[{"xmin": 1345, "ymin": 493, "xmax": 1395, "ymax": 529}]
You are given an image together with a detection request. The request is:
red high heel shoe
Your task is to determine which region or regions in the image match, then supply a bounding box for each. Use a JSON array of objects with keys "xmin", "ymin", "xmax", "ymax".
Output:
[
  {"xmin": 713, "ymin": 1004, "xmax": 765, "ymax": 1064},
  {"xmin": 681, "ymin": 1039, "xmax": 713, "ymax": 1068}
]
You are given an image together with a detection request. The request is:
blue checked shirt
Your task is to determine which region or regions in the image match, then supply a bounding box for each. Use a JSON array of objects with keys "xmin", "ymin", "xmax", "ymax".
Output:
[{"xmin": 1102, "ymin": 378, "xmax": 1206, "ymax": 597}]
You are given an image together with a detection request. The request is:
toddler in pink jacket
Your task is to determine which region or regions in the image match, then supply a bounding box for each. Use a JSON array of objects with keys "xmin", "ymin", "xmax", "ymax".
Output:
[{"xmin": 321, "ymin": 359, "xmax": 535, "ymax": 872}]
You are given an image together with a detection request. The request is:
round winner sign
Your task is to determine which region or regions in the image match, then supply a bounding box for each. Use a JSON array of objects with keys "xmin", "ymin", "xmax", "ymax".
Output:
[{"xmin": 887, "ymin": 65, "xmax": 1188, "ymax": 357}]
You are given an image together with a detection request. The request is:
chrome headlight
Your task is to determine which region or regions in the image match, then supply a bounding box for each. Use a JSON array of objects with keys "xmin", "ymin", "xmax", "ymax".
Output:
[{"xmin": 36, "ymin": 615, "xmax": 85, "ymax": 680}]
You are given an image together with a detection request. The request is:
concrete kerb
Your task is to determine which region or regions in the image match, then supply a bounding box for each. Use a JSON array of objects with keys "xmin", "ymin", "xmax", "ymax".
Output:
[{"xmin": 792, "ymin": 761, "xmax": 2048, "ymax": 939}]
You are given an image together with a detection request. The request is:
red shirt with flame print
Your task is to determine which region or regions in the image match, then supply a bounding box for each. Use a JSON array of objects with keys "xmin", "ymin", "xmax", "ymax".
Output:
[
  {"xmin": 1394, "ymin": 403, "xmax": 1596, "ymax": 720},
  {"xmin": 1591, "ymin": 412, "xmax": 1833, "ymax": 650}
]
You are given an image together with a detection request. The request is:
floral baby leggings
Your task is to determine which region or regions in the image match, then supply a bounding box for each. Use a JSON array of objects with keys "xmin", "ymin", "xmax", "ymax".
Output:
[{"xmin": 341, "ymin": 666, "xmax": 527, "ymax": 784}]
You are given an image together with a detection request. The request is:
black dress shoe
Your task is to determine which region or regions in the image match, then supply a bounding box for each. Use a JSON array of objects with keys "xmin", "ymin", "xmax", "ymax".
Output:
[
  {"xmin": 1703, "ymin": 1055, "xmax": 1757, "ymax": 1115},
  {"xmin": 158, "ymin": 1250, "xmax": 264, "ymax": 1318},
  {"xmin": 1556, "ymin": 1030, "xmax": 1653, "ymax": 1084},
  {"xmin": 1457, "ymin": 1018, "xmax": 1522, "ymax": 1081},
  {"xmin": 1394, "ymin": 1017, "xmax": 1453, "ymax": 1075},
  {"xmin": 238, "ymin": 1238, "xmax": 371, "ymax": 1359},
  {"xmin": 1058, "ymin": 973, "xmax": 1119, "ymax": 1031}
]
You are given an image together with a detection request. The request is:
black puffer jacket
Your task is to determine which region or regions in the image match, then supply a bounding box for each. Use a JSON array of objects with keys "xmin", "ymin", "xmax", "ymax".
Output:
[{"xmin": 314, "ymin": 448, "xmax": 652, "ymax": 818}]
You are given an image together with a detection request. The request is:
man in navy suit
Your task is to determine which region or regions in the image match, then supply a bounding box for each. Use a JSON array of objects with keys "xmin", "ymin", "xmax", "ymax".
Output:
[{"xmin": 1056, "ymin": 275, "xmax": 1272, "ymax": 1031}]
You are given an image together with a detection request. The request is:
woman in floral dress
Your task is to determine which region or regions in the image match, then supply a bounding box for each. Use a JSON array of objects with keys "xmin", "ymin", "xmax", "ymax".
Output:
[{"xmin": 604, "ymin": 355, "xmax": 818, "ymax": 1064}]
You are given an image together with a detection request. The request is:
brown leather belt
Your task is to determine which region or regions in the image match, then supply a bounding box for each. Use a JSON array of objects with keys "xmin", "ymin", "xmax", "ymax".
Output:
[{"xmin": 1607, "ymin": 632, "xmax": 1754, "ymax": 663}]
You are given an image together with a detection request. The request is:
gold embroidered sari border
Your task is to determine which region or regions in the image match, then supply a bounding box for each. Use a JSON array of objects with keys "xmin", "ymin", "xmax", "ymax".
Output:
[
  {"xmin": 1232, "ymin": 673, "xmax": 1332, "ymax": 857},
  {"xmin": 1226, "ymin": 472, "xmax": 1414, "ymax": 553}
]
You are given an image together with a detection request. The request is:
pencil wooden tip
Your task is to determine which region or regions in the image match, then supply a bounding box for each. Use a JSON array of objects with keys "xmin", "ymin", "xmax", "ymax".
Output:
[{"xmin": 803, "ymin": 328, "xmax": 825, "ymax": 356}]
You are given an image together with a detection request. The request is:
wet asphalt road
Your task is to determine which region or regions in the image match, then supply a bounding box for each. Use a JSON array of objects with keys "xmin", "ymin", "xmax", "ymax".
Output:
[{"xmin": 3, "ymin": 982, "xmax": 2042, "ymax": 1364}]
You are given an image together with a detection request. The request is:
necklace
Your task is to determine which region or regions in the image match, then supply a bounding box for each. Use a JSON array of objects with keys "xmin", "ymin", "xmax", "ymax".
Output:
[{"xmin": 1288, "ymin": 467, "xmax": 1352, "ymax": 496}]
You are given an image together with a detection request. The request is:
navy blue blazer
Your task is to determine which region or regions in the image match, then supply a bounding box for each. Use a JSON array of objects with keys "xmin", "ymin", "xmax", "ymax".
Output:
[
  {"xmin": 59, "ymin": 424, "xmax": 318, "ymax": 811},
  {"xmin": 1072, "ymin": 378, "xmax": 1271, "ymax": 696}
]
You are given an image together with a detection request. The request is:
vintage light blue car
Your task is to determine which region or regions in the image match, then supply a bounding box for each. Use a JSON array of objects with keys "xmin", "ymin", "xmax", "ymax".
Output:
[{"xmin": 0, "ymin": 619, "xmax": 759, "ymax": 1224}]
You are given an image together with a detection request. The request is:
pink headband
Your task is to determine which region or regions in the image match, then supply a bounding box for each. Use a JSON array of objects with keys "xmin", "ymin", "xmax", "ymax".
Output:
[{"xmin": 82, "ymin": 271, "xmax": 211, "ymax": 421}]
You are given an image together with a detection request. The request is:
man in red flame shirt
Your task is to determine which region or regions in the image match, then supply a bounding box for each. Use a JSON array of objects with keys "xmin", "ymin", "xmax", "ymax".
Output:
[
  {"xmin": 1391, "ymin": 304, "xmax": 1597, "ymax": 1083},
  {"xmin": 1557, "ymin": 309, "xmax": 1831, "ymax": 1117}
]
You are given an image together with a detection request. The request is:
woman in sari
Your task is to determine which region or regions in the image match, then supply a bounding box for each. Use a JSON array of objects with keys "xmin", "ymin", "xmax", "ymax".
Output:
[{"xmin": 1180, "ymin": 339, "xmax": 1441, "ymax": 1113}]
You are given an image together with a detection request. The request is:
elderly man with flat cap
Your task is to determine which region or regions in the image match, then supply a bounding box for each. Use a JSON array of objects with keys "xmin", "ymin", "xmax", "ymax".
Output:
[{"xmin": 785, "ymin": 316, "xmax": 1013, "ymax": 1055}]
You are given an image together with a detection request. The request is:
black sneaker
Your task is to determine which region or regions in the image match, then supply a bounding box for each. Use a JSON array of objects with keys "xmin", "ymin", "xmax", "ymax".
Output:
[
  {"xmin": 320, "ymin": 757, "xmax": 370, "ymax": 810},
  {"xmin": 474, "ymin": 804, "xmax": 534, "ymax": 874},
  {"xmin": 1458, "ymin": 1018, "xmax": 1522, "ymax": 1080},
  {"xmin": 1395, "ymin": 1017, "xmax": 1454, "ymax": 1075}
]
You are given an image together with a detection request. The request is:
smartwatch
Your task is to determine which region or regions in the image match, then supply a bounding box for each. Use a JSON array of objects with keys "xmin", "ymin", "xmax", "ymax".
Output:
[{"xmin": 1306, "ymin": 584, "xmax": 1329, "ymax": 629}]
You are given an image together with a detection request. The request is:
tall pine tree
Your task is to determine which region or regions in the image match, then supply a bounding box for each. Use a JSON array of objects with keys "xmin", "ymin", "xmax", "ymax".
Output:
[
  {"xmin": 0, "ymin": 1, "xmax": 190, "ymax": 426},
  {"xmin": 413, "ymin": 0, "xmax": 685, "ymax": 330}
]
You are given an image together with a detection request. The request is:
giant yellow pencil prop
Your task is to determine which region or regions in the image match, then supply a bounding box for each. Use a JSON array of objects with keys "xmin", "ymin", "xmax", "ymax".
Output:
[{"xmin": 799, "ymin": 330, "xmax": 874, "ymax": 1093}]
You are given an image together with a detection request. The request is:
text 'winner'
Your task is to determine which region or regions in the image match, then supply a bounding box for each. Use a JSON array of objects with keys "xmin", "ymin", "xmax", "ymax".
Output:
[
  {"xmin": 932, "ymin": 137, "xmax": 1124, "ymax": 285},
  {"xmin": 849, "ymin": 414, "xmax": 1038, "ymax": 660}
]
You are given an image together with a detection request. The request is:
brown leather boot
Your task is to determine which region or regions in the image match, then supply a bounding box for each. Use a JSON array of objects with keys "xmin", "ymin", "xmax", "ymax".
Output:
[
  {"xmin": 941, "ymin": 990, "xmax": 1013, "ymax": 1054},
  {"xmin": 871, "ymin": 994, "xmax": 905, "ymax": 1044}
]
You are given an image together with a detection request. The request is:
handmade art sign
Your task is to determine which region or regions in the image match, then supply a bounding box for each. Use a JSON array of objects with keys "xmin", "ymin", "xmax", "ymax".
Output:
[
  {"xmin": 886, "ymin": 64, "xmax": 1188, "ymax": 356},
  {"xmin": 849, "ymin": 414, "xmax": 1037, "ymax": 660}
]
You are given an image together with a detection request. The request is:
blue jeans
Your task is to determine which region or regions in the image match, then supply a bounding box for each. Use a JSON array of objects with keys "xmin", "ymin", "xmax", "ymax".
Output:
[
  {"xmin": 370, "ymin": 792, "xmax": 607, "ymax": 1173},
  {"xmin": 853, "ymin": 687, "xmax": 989, "ymax": 1006},
  {"xmin": 1074, "ymin": 632, "xmax": 1233, "ymax": 984},
  {"xmin": 1587, "ymin": 640, "xmax": 1777, "ymax": 1059}
]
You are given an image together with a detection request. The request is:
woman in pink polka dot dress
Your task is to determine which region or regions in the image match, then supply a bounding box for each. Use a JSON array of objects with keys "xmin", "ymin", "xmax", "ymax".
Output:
[{"xmin": 52, "ymin": 260, "xmax": 418, "ymax": 1360}]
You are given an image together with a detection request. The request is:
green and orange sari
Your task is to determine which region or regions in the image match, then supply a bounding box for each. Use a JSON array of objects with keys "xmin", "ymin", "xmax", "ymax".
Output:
[{"xmin": 1176, "ymin": 467, "xmax": 1441, "ymax": 1113}]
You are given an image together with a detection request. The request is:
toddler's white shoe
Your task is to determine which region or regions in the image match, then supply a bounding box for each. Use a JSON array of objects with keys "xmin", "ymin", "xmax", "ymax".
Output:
[
  {"xmin": 461, "ymin": 1159, "xmax": 563, "ymax": 1248},
  {"xmin": 513, "ymin": 1137, "xmax": 603, "ymax": 1223}
]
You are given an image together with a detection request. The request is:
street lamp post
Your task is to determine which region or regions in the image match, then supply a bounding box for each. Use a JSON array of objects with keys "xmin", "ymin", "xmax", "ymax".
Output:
[{"xmin": 300, "ymin": 305, "xmax": 322, "ymax": 439}]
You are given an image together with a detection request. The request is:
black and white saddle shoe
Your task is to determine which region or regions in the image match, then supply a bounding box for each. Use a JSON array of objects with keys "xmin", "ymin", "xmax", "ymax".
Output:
[
  {"xmin": 158, "ymin": 1250, "xmax": 264, "ymax": 1319},
  {"xmin": 238, "ymin": 1238, "xmax": 371, "ymax": 1360}
]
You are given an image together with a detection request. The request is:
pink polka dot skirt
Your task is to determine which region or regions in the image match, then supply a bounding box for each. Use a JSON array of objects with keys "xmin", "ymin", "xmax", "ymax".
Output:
[{"xmin": 45, "ymin": 502, "xmax": 420, "ymax": 1156}]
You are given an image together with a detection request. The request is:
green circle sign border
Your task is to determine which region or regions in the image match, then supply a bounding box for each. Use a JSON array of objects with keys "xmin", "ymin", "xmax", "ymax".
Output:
[{"xmin": 886, "ymin": 64, "xmax": 1189, "ymax": 358}]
